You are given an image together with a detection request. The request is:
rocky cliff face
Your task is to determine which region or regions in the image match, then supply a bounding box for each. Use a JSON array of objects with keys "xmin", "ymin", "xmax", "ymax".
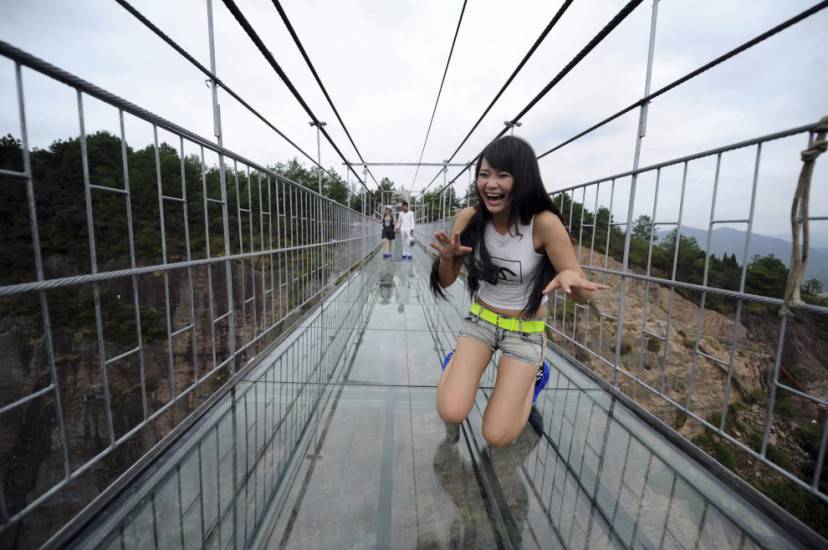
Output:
[
  {"xmin": 554, "ymin": 252, "xmax": 827, "ymax": 435},
  {"xmin": 551, "ymin": 252, "xmax": 828, "ymax": 534}
]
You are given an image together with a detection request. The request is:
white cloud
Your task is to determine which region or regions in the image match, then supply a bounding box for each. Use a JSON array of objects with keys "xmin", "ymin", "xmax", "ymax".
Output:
[{"xmin": 1, "ymin": 0, "xmax": 825, "ymax": 236}]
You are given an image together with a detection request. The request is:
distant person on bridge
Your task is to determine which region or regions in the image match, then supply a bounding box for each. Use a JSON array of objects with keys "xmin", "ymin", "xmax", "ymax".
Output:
[
  {"xmin": 381, "ymin": 206, "xmax": 396, "ymax": 258},
  {"xmin": 396, "ymin": 201, "xmax": 416, "ymax": 260},
  {"xmin": 430, "ymin": 136, "xmax": 607, "ymax": 447}
]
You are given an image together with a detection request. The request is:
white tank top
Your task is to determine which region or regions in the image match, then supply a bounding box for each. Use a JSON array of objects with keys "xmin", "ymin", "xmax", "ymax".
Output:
[{"xmin": 476, "ymin": 215, "xmax": 547, "ymax": 312}]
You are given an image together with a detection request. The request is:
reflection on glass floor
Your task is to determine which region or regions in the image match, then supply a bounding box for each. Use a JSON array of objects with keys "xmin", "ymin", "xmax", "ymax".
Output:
[{"xmin": 72, "ymin": 242, "xmax": 811, "ymax": 549}]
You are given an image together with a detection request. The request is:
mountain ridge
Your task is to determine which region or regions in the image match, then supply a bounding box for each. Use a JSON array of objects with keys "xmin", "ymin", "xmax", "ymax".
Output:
[{"xmin": 656, "ymin": 225, "xmax": 828, "ymax": 287}]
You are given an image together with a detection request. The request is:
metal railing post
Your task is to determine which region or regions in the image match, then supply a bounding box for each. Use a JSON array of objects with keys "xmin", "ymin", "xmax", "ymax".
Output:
[
  {"xmin": 15, "ymin": 61, "xmax": 71, "ymax": 484},
  {"xmin": 441, "ymin": 162, "xmax": 448, "ymax": 230},
  {"xmin": 206, "ymin": 0, "xmax": 236, "ymax": 373},
  {"xmin": 309, "ymin": 121, "xmax": 327, "ymax": 289},
  {"xmin": 345, "ymin": 162, "xmax": 351, "ymax": 207},
  {"xmin": 363, "ymin": 167, "xmax": 368, "ymax": 217},
  {"xmin": 611, "ymin": 0, "xmax": 660, "ymax": 387},
  {"xmin": 309, "ymin": 121, "xmax": 327, "ymax": 195}
]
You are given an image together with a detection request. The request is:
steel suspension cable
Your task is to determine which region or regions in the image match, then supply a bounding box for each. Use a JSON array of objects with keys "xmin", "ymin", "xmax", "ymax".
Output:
[
  {"xmin": 270, "ymin": 0, "xmax": 380, "ymax": 188},
  {"xmin": 0, "ymin": 39, "xmax": 309, "ymax": 194},
  {"xmin": 416, "ymin": 0, "xmax": 574, "ymax": 197},
  {"xmin": 419, "ymin": 170, "xmax": 445, "ymax": 200},
  {"xmin": 430, "ymin": 1, "xmax": 828, "ymax": 196},
  {"xmin": 429, "ymin": 0, "xmax": 644, "ymax": 197},
  {"xmin": 537, "ymin": 0, "xmax": 828, "ymax": 159},
  {"xmin": 221, "ymin": 0, "xmax": 371, "ymax": 191},
  {"xmin": 408, "ymin": 0, "xmax": 468, "ymax": 194},
  {"xmin": 113, "ymin": 0, "xmax": 334, "ymax": 179}
]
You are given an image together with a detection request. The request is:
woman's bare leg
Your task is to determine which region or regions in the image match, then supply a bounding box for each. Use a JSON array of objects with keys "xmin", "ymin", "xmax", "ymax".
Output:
[
  {"xmin": 481, "ymin": 355, "xmax": 537, "ymax": 447},
  {"xmin": 437, "ymin": 336, "xmax": 493, "ymax": 424}
]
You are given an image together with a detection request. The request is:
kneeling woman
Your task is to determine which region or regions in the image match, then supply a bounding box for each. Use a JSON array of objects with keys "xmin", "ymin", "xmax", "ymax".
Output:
[{"xmin": 430, "ymin": 136, "xmax": 606, "ymax": 447}]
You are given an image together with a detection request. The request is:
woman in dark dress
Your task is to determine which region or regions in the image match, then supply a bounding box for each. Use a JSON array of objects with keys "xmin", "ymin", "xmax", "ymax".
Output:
[{"xmin": 381, "ymin": 206, "xmax": 396, "ymax": 258}]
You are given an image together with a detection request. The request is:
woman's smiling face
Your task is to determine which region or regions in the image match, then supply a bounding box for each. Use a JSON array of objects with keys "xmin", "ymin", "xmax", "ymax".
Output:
[{"xmin": 476, "ymin": 158, "xmax": 514, "ymax": 215}]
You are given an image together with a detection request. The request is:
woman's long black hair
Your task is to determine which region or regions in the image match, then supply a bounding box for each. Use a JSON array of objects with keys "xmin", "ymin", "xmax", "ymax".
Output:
[{"xmin": 430, "ymin": 136, "xmax": 566, "ymax": 317}]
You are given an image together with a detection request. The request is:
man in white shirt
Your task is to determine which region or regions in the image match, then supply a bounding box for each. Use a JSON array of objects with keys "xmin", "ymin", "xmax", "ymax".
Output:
[{"xmin": 395, "ymin": 201, "xmax": 416, "ymax": 260}]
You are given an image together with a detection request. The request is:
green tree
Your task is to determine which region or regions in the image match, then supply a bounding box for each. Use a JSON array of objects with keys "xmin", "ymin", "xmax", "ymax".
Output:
[
  {"xmin": 419, "ymin": 187, "xmax": 460, "ymax": 221},
  {"xmin": 274, "ymin": 158, "xmax": 313, "ymax": 189},
  {"xmin": 273, "ymin": 157, "xmax": 361, "ymax": 210},
  {"xmin": 632, "ymin": 214, "xmax": 656, "ymax": 243},
  {"xmin": 324, "ymin": 171, "xmax": 349, "ymax": 206},
  {"xmin": 0, "ymin": 134, "xmax": 31, "ymax": 284},
  {"xmin": 371, "ymin": 176, "xmax": 396, "ymax": 209},
  {"xmin": 745, "ymin": 254, "xmax": 788, "ymax": 298},
  {"xmin": 802, "ymin": 278, "xmax": 824, "ymax": 296},
  {"xmin": 0, "ymin": 133, "xmax": 23, "ymax": 172},
  {"xmin": 349, "ymin": 192, "xmax": 363, "ymax": 213},
  {"xmin": 709, "ymin": 253, "xmax": 741, "ymax": 291},
  {"xmin": 655, "ymin": 229, "xmax": 705, "ymax": 284}
]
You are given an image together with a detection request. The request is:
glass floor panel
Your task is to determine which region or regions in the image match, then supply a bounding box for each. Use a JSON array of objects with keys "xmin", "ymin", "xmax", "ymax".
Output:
[
  {"xmin": 69, "ymin": 246, "xmax": 815, "ymax": 549},
  {"xmin": 263, "ymin": 250, "xmax": 804, "ymax": 550}
]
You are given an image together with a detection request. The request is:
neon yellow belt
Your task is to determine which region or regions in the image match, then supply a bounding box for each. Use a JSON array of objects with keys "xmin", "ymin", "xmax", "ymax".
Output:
[{"xmin": 470, "ymin": 302, "xmax": 546, "ymax": 333}]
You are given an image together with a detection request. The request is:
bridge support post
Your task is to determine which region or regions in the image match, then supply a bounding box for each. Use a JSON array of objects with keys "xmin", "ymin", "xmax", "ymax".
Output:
[
  {"xmin": 206, "ymin": 0, "xmax": 237, "ymax": 374},
  {"xmin": 309, "ymin": 121, "xmax": 327, "ymax": 290},
  {"xmin": 612, "ymin": 0, "xmax": 660, "ymax": 388},
  {"xmin": 612, "ymin": 0, "xmax": 664, "ymax": 388}
]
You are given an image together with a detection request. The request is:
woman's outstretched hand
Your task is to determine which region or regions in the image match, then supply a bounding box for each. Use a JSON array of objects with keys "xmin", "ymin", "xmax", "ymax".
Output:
[
  {"xmin": 543, "ymin": 269, "xmax": 609, "ymax": 296},
  {"xmin": 430, "ymin": 231, "xmax": 473, "ymax": 260}
]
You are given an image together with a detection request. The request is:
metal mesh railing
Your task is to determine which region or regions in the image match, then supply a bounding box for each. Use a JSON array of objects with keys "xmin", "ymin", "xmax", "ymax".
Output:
[
  {"xmin": 416, "ymin": 118, "xmax": 828, "ymax": 514},
  {"xmin": 0, "ymin": 42, "xmax": 378, "ymax": 547},
  {"xmin": 546, "ymin": 121, "xmax": 828, "ymax": 503},
  {"xmin": 413, "ymin": 241, "xmax": 806, "ymax": 548},
  {"xmin": 413, "ymin": 0, "xmax": 828, "ymax": 525},
  {"xmin": 57, "ymin": 265, "xmax": 376, "ymax": 549}
]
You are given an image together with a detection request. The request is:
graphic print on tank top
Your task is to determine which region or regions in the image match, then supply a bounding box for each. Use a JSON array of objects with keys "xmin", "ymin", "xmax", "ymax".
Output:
[{"xmin": 489, "ymin": 255, "xmax": 523, "ymax": 285}]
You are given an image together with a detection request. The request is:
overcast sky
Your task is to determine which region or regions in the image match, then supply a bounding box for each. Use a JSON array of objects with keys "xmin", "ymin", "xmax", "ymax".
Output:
[{"xmin": 1, "ymin": 0, "xmax": 826, "ymax": 240}]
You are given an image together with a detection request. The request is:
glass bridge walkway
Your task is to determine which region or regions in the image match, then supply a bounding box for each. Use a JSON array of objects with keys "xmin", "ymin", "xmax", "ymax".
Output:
[{"xmin": 65, "ymin": 243, "xmax": 814, "ymax": 550}]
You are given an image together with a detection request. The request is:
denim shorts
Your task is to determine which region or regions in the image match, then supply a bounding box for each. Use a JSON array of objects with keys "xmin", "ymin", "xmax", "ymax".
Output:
[{"xmin": 457, "ymin": 312, "xmax": 546, "ymax": 366}]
